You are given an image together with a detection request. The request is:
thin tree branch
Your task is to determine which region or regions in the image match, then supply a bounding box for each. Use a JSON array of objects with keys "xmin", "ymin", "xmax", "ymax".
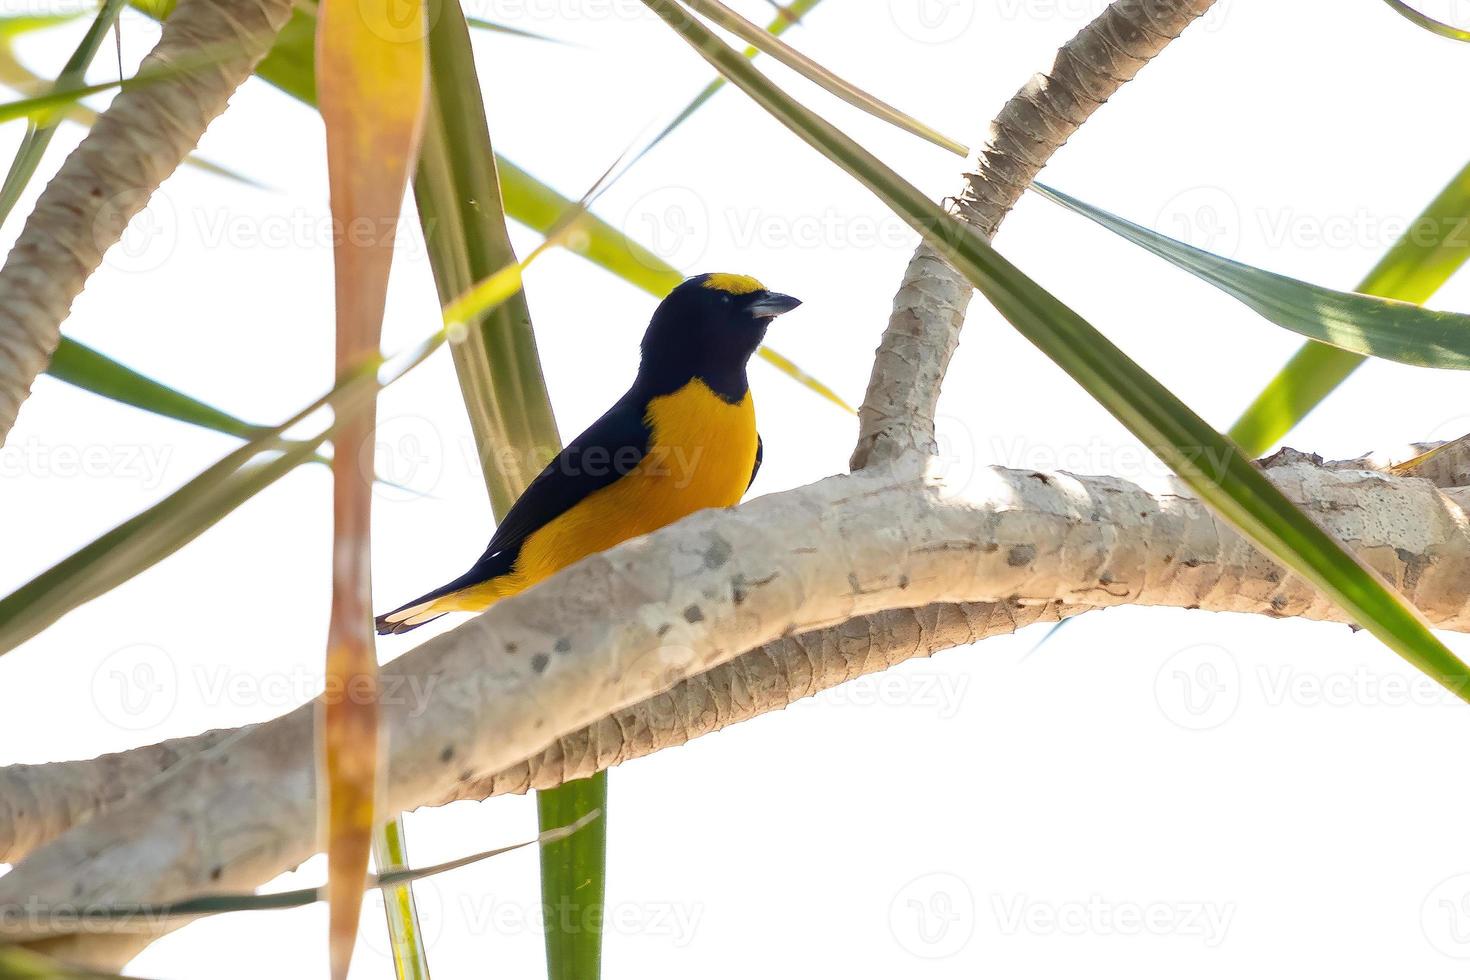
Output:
[
  {"xmin": 0, "ymin": 0, "xmax": 294, "ymax": 445},
  {"xmin": 851, "ymin": 0, "xmax": 1219, "ymax": 469}
]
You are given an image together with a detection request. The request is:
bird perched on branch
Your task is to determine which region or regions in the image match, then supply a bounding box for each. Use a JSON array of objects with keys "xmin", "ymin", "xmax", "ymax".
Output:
[{"xmin": 375, "ymin": 273, "xmax": 802, "ymax": 635}]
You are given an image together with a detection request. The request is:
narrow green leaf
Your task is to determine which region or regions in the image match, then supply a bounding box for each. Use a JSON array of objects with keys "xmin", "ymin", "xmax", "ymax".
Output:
[
  {"xmin": 415, "ymin": 1, "xmax": 562, "ymax": 511},
  {"xmin": 754, "ymin": 345, "xmax": 852, "ymax": 411},
  {"xmin": 1229, "ymin": 159, "xmax": 1470, "ymax": 455},
  {"xmin": 0, "ymin": 71, "xmax": 127, "ymax": 121},
  {"xmin": 677, "ymin": 0, "xmax": 967, "ymax": 155},
  {"xmin": 46, "ymin": 338, "xmax": 443, "ymax": 494},
  {"xmin": 10, "ymin": 812, "xmax": 599, "ymax": 927},
  {"xmin": 1380, "ymin": 0, "xmax": 1470, "ymax": 40},
  {"xmin": 643, "ymin": 0, "xmax": 1470, "ymax": 701},
  {"xmin": 1032, "ymin": 180, "xmax": 1470, "ymax": 370},
  {"xmin": 372, "ymin": 818, "xmax": 431, "ymax": 980},
  {"xmin": 537, "ymin": 770, "xmax": 607, "ymax": 980},
  {"xmin": 626, "ymin": 0, "xmax": 824, "ymax": 168},
  {"xmin": 48, "ymin": 337, "xmax": 268, "ymax": 440},
  {"xmin": 0, "ymin": 0, "xmax": 129, "ymax": 226}
]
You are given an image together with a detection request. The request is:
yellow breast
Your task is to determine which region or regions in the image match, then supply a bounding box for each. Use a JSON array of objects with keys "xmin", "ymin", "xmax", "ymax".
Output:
[{"xmin": 454, "ymin": 380, "xmax": 757, "ymax": 608}]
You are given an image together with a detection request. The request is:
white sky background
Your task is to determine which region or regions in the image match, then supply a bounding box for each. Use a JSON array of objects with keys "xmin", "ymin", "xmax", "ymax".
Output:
[{"xmin": 5, "ymin": 0, "xmax": 1470, "ymax": 976}]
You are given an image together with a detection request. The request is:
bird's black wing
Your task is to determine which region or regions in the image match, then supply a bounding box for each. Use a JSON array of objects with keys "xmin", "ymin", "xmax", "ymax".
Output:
[
  {"xmin": 747, "ymin": 433, "xmax": 762, "ymax": 492},
  {"xmin": 482, "ymin": 389, "xmax": 652, "ymax": 557},
  {"xmin": 374, "ymin": 390, "xmax": 651, "ymax": 634}
]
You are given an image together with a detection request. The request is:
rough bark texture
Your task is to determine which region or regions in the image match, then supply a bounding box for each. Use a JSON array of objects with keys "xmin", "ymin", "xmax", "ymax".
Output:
[
  {"xmin": 851, "ymin": 0, "xmax": 1219, "ymax": 469},
  {"xmin": 0, "ymin": 600, "xmax": 1076, "ymax": 869},
  {"xmin": 0, "ymin": 0, "xmax": 295, "ymax": 445},
  {"xmin": 454, "ymin": 600, "xmax": 1072, "ymax": 800},
  {"xmin": 0, "ymin": 728, "xmax": 238, "ymax": 866},
  {"xmin": 2, "ymin": 458, "xmax": 1468, "ymax": 965}
]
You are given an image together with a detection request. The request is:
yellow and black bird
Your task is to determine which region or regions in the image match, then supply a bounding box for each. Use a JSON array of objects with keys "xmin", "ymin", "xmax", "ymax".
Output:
[{"xmin": 375, "ymin": 273, "xmax": 802, "ymax": 635}]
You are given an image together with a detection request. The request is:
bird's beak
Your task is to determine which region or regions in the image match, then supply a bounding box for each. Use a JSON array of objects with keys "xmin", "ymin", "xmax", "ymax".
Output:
[{"xmin": 746, "ymin": 291, "xmax": 802, "ymax": 319}]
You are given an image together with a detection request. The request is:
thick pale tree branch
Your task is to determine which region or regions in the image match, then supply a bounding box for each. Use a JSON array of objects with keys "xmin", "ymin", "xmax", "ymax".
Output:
[
  {"xmin": 8, "ymin": 444, "xmax": 1458, "ymax": 875},
  {"xmin": 851, "ymin": 0, "xmax": 1219, "ymax": 469},
  {"xmin": 0, "ymin": 728, "xmax": 236, "ymax": 867},
  {"xmin": 0, "ymin": 0, "xmax": 294, "ymax": 445},
  {"xmin": 451, "ymin": 599, "xmax": 1074, "ymax": 800},
  {"xmin": 0, "ymin": 599, "xmax": 1078, "ymax": 867},
  {"xmin": 2, "ymin": 457, "xmax": 1468, "ymax": 967},
  {"xmin": 11, "ymin": 433, "xmax": 1465, "ymax": 871}
]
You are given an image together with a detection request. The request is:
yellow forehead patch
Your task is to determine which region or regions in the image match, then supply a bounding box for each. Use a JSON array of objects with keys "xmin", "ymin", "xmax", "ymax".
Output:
[{"xmin": 702, "ymin": 273, "xmax": 765, "ymax": 296}]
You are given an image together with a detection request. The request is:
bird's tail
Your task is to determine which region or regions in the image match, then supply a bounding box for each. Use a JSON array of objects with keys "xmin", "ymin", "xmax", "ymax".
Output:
[
  {"xmin": 376, "ymin": 575, "xmax": 488, "ymax": 634},
  {"xmin": 376, "ymin": 549, "xmax": 515, "ymax": 635},
  {"xmin": 374, "ymin": 592, "xmax": 450, "ymax": 635}
]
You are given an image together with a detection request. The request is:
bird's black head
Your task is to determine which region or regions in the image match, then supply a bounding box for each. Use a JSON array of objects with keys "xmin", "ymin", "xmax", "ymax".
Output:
[{"xmin": 637, "ymin": 273, "xmax": 802, "ymax": 401}]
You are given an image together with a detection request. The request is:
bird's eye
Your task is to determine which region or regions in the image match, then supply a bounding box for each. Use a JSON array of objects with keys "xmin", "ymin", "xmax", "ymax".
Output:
[{"xmin": 719, "ymin": 293, "xmax": 732, "ymax": 305}]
